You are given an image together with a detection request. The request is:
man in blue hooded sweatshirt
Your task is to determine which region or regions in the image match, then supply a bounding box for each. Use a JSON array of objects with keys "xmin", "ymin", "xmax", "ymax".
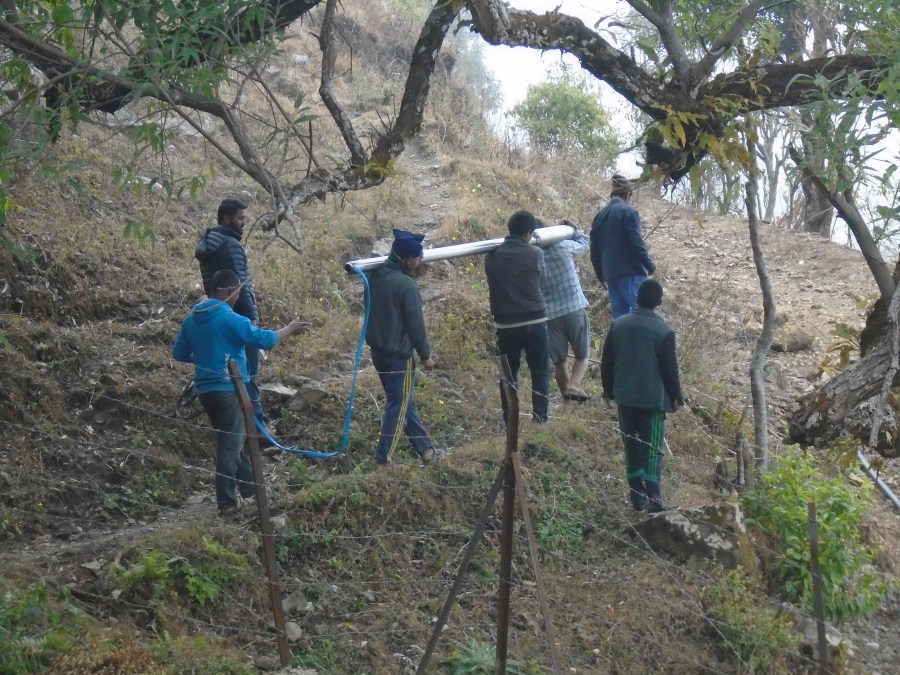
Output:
[{"xmin": 173, "ymin": 269, "xmax": 305, "ymax": 514}]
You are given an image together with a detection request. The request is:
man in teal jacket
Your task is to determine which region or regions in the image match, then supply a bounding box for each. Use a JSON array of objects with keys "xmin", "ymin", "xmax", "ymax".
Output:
[
  {"xmin": 365, "ymin": 229, "xmax": 440, "ymax": 466},
  {"xmin": 600, "ymin": 279, "xmax": 684, "ymax": 512},
  {"xmin": 173, "ymin": 269, "xmax": 305, "ymax": 514}
]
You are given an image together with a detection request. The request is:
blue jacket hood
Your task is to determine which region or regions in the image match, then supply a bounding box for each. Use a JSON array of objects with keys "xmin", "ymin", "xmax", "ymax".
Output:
[{"xmin": 189, "ymin": 297, "xmax": 233, "ymax": 325}]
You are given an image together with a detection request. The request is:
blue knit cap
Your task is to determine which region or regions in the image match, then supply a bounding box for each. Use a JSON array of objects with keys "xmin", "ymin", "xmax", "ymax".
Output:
[{"xmin": 391, "ymin": 228, "xmax": 425, "ymax": 258}]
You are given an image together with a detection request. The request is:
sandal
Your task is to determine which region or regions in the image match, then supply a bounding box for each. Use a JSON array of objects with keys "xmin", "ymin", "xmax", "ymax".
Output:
[{"xmin": 565, "ymin": 388, "xmax": 592, "ymax": 402}]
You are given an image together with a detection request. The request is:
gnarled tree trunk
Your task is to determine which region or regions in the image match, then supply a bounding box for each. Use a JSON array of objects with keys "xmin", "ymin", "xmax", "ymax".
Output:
[{"xmin": 788, "ymin": 340, "xmax": 900, "ymax": 457}]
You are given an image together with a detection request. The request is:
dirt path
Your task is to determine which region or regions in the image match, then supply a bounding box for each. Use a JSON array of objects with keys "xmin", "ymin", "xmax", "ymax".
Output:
[{"xmin": 399, "ymin": 135, "xmax": 451, "ymax": 235}]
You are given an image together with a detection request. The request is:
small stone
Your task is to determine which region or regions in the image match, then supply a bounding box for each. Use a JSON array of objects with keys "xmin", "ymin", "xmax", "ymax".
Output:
[
  {"xmin": 285, "ymin": 621, "xmax": 303, "ymax": 642},
  {"xmin": 282, "ymin": 589, "xmax": 308, "ymax": 614},
  {"xmin": 253, "ymin": 655, "xmax": 279, "ymax": 671},
  {"xmin": 81, "ymin": 560, "xmax": 103, "ymax": 573}
]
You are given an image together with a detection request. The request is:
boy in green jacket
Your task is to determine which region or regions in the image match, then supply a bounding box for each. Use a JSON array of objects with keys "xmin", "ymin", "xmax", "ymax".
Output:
[{"xmin": 600, "ymin": 279, "xmax": 684, "ymax": 512}]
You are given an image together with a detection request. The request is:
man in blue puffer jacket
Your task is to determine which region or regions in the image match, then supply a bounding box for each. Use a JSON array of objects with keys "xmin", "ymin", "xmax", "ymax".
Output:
[
  {"xmin": 195, "ymin": 199, "xmax": 267, "ymax": 422},
  {"xmin": 173, "ymin": 270, "xmax": 305, "ymax": 515}
]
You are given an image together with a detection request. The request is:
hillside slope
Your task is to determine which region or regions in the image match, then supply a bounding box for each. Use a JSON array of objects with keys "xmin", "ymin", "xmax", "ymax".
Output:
[{"xmin": 1, "ymin": 127, "xmax": 898, "ymax": 673}]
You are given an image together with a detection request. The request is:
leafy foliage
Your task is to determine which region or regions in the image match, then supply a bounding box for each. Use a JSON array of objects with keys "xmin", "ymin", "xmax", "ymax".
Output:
[
  {"xmin": 446, "ymin": 640, "xmax": 528, "ymax": 674},
  {"xmin": 511, "ymin": 69, "xmax": 618, "ymax": 160},
  {"xmin": 0, "ymin": 583, "xmax": 76, "ymax": 672},
  {"xmin": 536, "ymin": 473, "xmax": 589, "ymax": 553},
  {"xmin": 108, "ymin": 539, "xmax": 249, "ymax": 608},
  {"xmin": 708, "ymin": 569, "xmax": 800, "ymax": 673},
  {"xmin": 743, "ymin": 448, "xmax": 886, "ymax": 621}
]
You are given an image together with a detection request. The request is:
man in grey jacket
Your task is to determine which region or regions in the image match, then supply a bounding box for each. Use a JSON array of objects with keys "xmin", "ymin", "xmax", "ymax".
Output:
[
  {"xmin": 484, "ymin": 210, "xmax": 550, "ymax": 424},
  {"xmin": 365, "ymin": 229, "xmax": 440, "ymax": 465}
]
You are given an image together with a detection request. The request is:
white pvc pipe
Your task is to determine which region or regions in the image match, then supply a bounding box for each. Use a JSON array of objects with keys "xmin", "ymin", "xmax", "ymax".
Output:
[
  {"xmin": 344, "ymin": 225, "xmax": 577, "ymax": 273},
  {"xmin": 858, "ymin": 449, "xmax": 900, "ymax": 511}
]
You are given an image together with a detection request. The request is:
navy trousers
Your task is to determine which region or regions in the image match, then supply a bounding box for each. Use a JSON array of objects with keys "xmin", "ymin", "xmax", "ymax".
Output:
[
  {"xmin": 199, "ymin": 390, "xmax": 255, "ymax": 509},
  {"xmin": 371, "ymin": 349, "xmax": 433, "ymax": 463},
  {"xmin": 496, "ymin": 322, "xmax": 550, "ymax": 423}
]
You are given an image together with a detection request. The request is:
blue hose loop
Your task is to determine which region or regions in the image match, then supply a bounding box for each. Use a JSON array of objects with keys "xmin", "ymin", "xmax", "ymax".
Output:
[{"xmin": 254, "ymin": 265, "xmax": 371, "ymax": 459}]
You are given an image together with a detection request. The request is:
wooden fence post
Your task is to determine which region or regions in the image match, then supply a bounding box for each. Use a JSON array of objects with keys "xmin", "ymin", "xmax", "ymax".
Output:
[
  {"xmin": 807, "ymin": 501, "xmax": 829, "ymax": 675},
  {"xmin": 228, "ymin": 360, "xmax": 291, "ymax": 667}
]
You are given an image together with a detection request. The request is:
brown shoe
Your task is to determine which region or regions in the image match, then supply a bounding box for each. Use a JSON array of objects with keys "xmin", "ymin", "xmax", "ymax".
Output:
[{"xmin": 219, "ymin": 501, "xmax": 243, "ymax": 517}]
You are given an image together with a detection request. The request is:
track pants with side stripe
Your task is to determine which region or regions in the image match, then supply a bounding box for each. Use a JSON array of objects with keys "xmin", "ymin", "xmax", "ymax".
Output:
[
  {"xmin": 616, "ymin": 404, "xmax": 666, "ymax": 510},
  {"xmin": 372, "ymin": 349, "xmax": 434, "ymax": 463}
]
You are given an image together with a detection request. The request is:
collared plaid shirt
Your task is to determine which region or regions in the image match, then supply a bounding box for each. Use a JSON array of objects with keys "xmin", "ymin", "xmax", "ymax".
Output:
[{"xmin": 541, "ymin": 230, "xmax": 590, "ymax": 320}]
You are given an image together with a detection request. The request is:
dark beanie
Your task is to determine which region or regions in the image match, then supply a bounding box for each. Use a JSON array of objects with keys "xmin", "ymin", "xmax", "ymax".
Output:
[
  {"xmin": 637, "ymin": 278, "xmax": 663, "ymax": 308},
  {"xmin": 610, "ymin": 174, "xmax": 633, "ymax": 197},
  {"xmin": 391, "ymin": 228, "xmax": 425, "ymax": 259},
  {"xmin": 507, "ymin": 210, "xmax": 537, "ymax": 235}
]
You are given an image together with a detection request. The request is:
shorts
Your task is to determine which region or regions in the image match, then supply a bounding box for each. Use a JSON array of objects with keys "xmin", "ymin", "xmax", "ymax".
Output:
[{"xmin": 547, "ymin": 308, "xmax": 590, "ymax": 363}]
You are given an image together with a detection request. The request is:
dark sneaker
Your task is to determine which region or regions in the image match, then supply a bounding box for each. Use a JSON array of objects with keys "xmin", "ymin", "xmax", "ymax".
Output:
[
  {"xmin": 648, "ymin": 501, "xmax": 670, "ymax": 514},
  {"xmin": 219, "ymin": 501, "xmax": 243, "ymax": 517},
  {"xmin": 632, "ymin": 499, "xmax": 649, "ymax": 511}
]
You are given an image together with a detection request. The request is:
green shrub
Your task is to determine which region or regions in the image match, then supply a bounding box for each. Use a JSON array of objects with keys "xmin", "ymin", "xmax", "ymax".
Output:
[
  {"xmin": 536, "ymin": 475, "xmax": 588, "ymax": 553},
  {"xmin": 0, "ymin": 583, "xmax": 76, "ymax": 672},
  {"xmin": 174, "ymin": 537, "xmax": 249, "ymax": 606},
  {"xmin": 743, "ymin": 448, "xmax": 885, "ymax": 621},
  {"xmin": 292, "ymin": 639, "xmax": 338, "ymax": 670},
  {"xmin": 446, "ymin": 640, "xmax": 526, "ymax": 674},
  {"xmin": 109, "ymin": 539, "xmax": 249, "ymax": 608},
  {"xmin": 708, "ymin": 569, "xmax": 800, "ymax": 672}
]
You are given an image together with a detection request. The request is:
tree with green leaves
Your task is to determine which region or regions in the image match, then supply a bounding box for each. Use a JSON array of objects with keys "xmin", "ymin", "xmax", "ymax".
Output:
[
  {"xmin": 511, "ymin": 72, "xmax": 618, "ymax": 161},
  {"xmin": 1, "ymin": 0, "xmax": 896, "ymax": 221}
]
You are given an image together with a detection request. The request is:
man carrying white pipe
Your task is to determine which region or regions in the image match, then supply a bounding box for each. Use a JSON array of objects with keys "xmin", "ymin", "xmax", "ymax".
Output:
[
  {"xmin": 485, "ymin": 210, "xmax": 551, "ymax": 424},
  {"xmin": 539, "ymin": 218, "xmax": 592, "ymax": 402},
  {"xmin": 365, "ymin": 229, "xmax": 442, "ymax": 466}
]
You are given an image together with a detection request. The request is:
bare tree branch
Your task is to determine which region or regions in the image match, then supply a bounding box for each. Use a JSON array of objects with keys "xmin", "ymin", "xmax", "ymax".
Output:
[
  {"xmin": 745, "ymin": 121, "xmax": 777, "ymax": 471},
  {"xmin": 626, "ymin": 0, "xmax": 694, "ymax": 85},
  {"xmin": 693, "ymin": 0, "xmax": 770, "ymax": 84},
  {"xmin": 278, "ymin": 0, "xmax": 460, "ymax": 215},
  {"xmin": 318, "ymin": 0, "xmax": 366, "ymax": 168}
]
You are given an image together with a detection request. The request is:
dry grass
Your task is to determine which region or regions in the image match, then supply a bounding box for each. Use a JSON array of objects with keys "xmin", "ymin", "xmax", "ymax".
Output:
[{"xmin": 2, "ymin": 2, "xmax": 892, "ymax": 673}]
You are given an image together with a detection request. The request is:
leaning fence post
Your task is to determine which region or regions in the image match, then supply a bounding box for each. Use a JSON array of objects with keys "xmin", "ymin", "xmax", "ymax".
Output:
[
  {"xmin": 496, "ymin": 355, "xmax": 518, "ymax": 674},
  {"xmin": 807, "ymin": 501, "xmax": 829, "ymax": 674},
  {"xmin": 228, "ymin": 360, "xmax": 291, "ymax": 668}
]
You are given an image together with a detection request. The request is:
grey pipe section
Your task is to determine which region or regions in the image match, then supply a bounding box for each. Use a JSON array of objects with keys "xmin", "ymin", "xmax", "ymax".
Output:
[
  {"xmin": 858, "ymin": 449, "xmax": 900, "ymax": 511},
  {"xmin": 344, "ymin": 225, "xmax": 577, "ymax": 273}
]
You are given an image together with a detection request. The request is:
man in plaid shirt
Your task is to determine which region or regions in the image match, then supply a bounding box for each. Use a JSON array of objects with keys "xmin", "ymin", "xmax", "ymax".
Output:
[{"xmin": 540, "ymin": 219, "xmax": 592, "ymax": 402}]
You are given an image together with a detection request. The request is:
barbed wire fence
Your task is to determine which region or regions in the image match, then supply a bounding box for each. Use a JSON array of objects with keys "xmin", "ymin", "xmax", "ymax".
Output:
[{"xmin": 3, "ymin": 343, "xmax": 883, "ymax": 674}]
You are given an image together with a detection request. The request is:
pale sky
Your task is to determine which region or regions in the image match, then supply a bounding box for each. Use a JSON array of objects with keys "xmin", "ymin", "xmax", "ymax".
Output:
[
  {"xmin": 482, "ymin": 1, "xmax": 610, "ymax": 111},
  {"xmin": 480, "ymin": 1, "xmax": 637, "ymax": 171}
]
